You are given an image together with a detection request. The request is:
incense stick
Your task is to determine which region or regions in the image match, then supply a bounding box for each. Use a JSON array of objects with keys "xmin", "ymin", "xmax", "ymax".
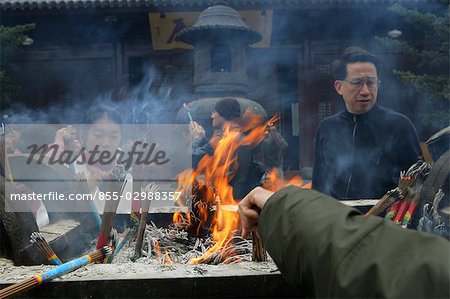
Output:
[
  {"xmin": 252, "ymin": 230, "xmax": 267, "ymax": 262},
  {"xmin": 133, "ymin": 182, "xmax": 159, "ymax": 261},
  {"xmin": 107, "ymin": 228, "xmax": 132, "ymax": 263},
  {"xmin": 97, "ymin": 166, "xmax": 127, "ymax": 252},
  {"xmin": 30, "ymin": 232, "xmax": 62, "ymax": 265},
  {"xmin": 0, "ymin": 247, "xmax": 111, "ymax": 299},
  {"xmin": 401, "ymin": 192, "xmax": 421, "ymax": 228},
  {"xmin": 76, "ymin": 172, "xmax": 101, "ymax": 228},
  {"xmin": 183, "ymin": 102, "xmax": 194, "ymax": 122},
  {"xmin": 365, "ymin": 188, "xmax": 403, "ymax": 216}
]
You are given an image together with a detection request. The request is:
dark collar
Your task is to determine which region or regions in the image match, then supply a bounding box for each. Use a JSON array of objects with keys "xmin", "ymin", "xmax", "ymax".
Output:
[{"xmin": 340, "ymin": 104, "xmax": 381, "ymax": 122}]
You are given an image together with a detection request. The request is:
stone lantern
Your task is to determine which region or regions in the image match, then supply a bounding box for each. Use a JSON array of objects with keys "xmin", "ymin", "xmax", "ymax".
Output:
[{"xmin": 175, "ymin": 4, "xmax": 267, "ymax": 125}]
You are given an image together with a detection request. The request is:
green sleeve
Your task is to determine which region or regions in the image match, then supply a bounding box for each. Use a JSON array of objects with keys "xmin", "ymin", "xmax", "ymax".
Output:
[{"xmin": 259, "ymin": 186, "xmax": 450, "ymax": 298}]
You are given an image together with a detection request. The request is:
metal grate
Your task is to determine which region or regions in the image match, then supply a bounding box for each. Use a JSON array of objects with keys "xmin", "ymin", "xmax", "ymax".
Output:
[{"xmin": 317, "ymin": 101, "xmax": 332, "ymax": 121}]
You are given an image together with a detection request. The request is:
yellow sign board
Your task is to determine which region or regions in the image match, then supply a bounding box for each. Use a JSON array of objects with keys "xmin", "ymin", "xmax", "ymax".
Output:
[{"xmin": 148, "ymin": 10, "xmax": 273, "ymax": 50}]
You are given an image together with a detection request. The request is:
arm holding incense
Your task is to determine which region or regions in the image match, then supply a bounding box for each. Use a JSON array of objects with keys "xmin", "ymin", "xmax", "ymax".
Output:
[
  {"xmin": 266, "ymin": 126, "xmax": 288, "ymax": 150},
  {"xmin": 189, "ymin": 121, "xmax": 213, "ymax": 169},
  {"xmin": 44, "ymin": 126, "xmax": 82, "ymax": 160},
  {"xmin": 238, "ymin": 186, "xmax": 450, "ymax": 298},
  {"xmin": 53, "ymin": 126, "xmax": 77, "ymax": 149}
]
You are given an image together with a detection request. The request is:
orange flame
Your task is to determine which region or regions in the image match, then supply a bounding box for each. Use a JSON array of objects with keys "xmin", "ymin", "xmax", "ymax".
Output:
[
  {"xmin": 152, "ymin": 238, "xmax": 161, "ymax": 262},
  {"xmin": 174, "ymin": 111, "xmax": 298, "ymax": 264},
  {"xmin": 172, "ymin": 169, "xmax": 197, "ymax": 228},
  {"xmin": 172, "ymin": 210, "xmax": 191, "ymax": 227},
  {"xmin": 262, "ymin": 168, "xmax": 311, "ymax": 192},
  {"xmin": 163, "ymin": 250, "xmax": 173, "ymax": 265}
]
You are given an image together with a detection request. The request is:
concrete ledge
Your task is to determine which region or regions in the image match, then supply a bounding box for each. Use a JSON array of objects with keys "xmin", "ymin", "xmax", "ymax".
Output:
[{"xmin": 0, "ymin": 262, "xmax": 299, "ymax": 298}]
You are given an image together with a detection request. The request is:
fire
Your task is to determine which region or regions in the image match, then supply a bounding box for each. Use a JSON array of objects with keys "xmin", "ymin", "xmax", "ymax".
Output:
[
  {"xmin": 172, "ymin": 169, "xmax": 196, "ymax": 227},
  {"xmin": 152, "ymin": 238, "xmax": 173, "ymax": 264},
  {"xmin": 188, "ymin": 123, "xmax": 243, "ymax": 264},
  {"xmin": 173, "ymin": 111, "xmax": 307, "ymax": 264},
  {"xmin": 262, "ymin": 168, "xmax": 311, "ymax": 192},
  {"xmin": 152, "ymin": 238, "xmax": 161, "ymax": 262},
  {"xmin": 172, "ymin": 211, "xmax": 191, "ymax": 228},
  {"xmin": 163, "ymin": 250, "xmax": 173, "ymax": 265}
]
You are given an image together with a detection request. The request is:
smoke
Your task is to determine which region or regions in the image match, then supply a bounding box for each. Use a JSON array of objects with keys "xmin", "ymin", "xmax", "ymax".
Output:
[
  {"xmin": 116, "ymin": 63, "xmax": 193, "ymax": 124},
  {"xmin": 2, "ymin": 63, "xmax": 193, "ymax": 125}
]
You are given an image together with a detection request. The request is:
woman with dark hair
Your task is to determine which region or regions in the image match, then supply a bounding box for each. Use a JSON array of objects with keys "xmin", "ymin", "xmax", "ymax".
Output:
[
  {"xmin": 80, "ymin": 104, "xmax": 124, "ymax": 125},
  {"xmin": 46, "ymin": 104, "xmax": 131, "ymax": 228},
  {"xmin": 72, "ymin": 104, "xmax": 133, "ymax": 220}
]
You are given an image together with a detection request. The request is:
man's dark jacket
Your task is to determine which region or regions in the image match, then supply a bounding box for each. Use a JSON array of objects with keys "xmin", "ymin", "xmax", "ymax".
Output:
[{"xmin": 312, "ymin": 104, "xmax": 421, "ymax": 199}]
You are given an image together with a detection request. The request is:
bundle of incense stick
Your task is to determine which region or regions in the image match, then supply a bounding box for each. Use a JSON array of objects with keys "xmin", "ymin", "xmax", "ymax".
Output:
[
  {"xmin": 75, "ymin": 172, "xmax": 101, "ymax": 228},
  {"xmin": 133, "ymin": 182, "xmax": 159, "ymax": 261},
  {"xmin": 130, "ymin": 132, "xmax": 152, "ymax": 227},
  {"xmin": 131, "ymin": 166, "xmax": 145, "ymax": 228},
  {"xmin": 252, "ymin": 230, "xmax": 267, "ymax": 262},
  {"xmin": 30, "ymin": 232, "xmax": 62, "ymax": 265},
  {"xmin": 384, "ymin": 171, "xmax": 412, "ymax": 220},
  {"xmin": 400, "ymin": 191, "xmax": 422, "ymax": 228},
  {"xmin": 393, "ymin": 190, "xmax": 415, "ymax": 224},
  {"xmin": 97, "ymin": 165, "xmax": 127, "ymax": 253},
  {"xmin": 386, "ymin": 161, "xmax": 430, "ymax": 223},
  {"xmin": 385, "ymin": 200, "xmax": 402, "ymax": 220},
  {"xmin": 0, "ymin": 247, "xmax": 111, "ymax": 299},
  {"xmin": 365, "ymin": 188, "xmax": 403, "ymax": 217},
  {"xmin": 208, "ymin": 204, "xmax": 268, "ymax": 261}
]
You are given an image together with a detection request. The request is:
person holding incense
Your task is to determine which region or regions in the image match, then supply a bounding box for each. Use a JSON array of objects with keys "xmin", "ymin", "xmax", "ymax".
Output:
[
  {"xmin": 74, "ymin": 104, "xmax": 133, "ymax": 216},
  {"xmin": 188, "ymin": 97, "xmax": 264, "ymax": 200},
  {"xmin": 238, "ymin": 186, "xmax": 449, "ymax": 298},
  {"xmin": 6, "ymin": 124, "xmax": 57, "ymax": 229},
  {"xmin": 312, "ymin": 47, "xmax": 421, "ymax": 200}
]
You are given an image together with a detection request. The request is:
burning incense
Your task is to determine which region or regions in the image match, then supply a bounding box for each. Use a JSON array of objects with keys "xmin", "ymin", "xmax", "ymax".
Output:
[
  {"xmin": 393, "ymin": 163, "xmax": 430, "ymax": 224},
  {"xmin": 30, "ymin": 232, "xmax": 62, "ymax": 265},
  {"xmin": 0, "ymin": 247, "xmax": 111, "ymax": 299},
  {"xmin": 76, "ymin": 172, "xmax": 101, "ymax": 228},
  {"xmin": 183, "ymin": 102, "xmax": 194, "ymax": 122},
  {"xmin": 383, "ymin": 161, "xmax": 430, "ymax": 224},
  {"xmin": 97, "ymin": 165, "xmax": 127, "ymax": 252},
  {"xmin": 133, "ymin": 182, "xmax": 159, "ymax": 261},
  {"xmin": 252, "ymin": 230, "xmax": 267, "ymax": 262}
]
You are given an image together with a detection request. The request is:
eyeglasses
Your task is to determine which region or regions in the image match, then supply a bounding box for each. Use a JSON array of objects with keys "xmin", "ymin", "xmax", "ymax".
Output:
[{"xmin": 341, "ymin": 77, "xmax": 381, "ymax": 90}]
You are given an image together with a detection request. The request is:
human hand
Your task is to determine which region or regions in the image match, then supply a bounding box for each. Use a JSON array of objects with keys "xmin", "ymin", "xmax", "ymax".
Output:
[
  {"xmin": 266, "ymin": 125, "xmax": 276, "ymax": 134},
  {"xmin": 54, "ymin": 126, "xmax": 77, "ymax": 147},
  {"xmin": 238, "ymin": 187, "xmax": 274, "ymax": 238},
  {"xmin": 189, "ymin": 121, "xmax": 206, "ymax": 139}
]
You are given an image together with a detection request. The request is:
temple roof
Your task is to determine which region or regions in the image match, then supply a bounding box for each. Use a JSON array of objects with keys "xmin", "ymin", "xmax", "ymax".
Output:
[{"xmin": 0, "ymin": 0, "xmax": 440, "ymax": 11}]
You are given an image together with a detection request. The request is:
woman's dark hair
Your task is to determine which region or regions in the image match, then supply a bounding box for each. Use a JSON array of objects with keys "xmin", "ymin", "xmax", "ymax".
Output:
[
  {"xmin": 80, "ymin": 104, "xmax": 123, "ymax": 125},
  {"xmin": 78, "ymin": 104, "xmax": 123, "ymax": 141},
  {"xmin": 332, "ymin": 47, "xmax": 380, "ymax": 80}
]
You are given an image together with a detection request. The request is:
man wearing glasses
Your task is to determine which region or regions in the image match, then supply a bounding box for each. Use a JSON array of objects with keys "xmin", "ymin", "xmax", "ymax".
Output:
[{"xmin": 312, "ymin": 47, "xmax": 421, "ymax": 200}]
